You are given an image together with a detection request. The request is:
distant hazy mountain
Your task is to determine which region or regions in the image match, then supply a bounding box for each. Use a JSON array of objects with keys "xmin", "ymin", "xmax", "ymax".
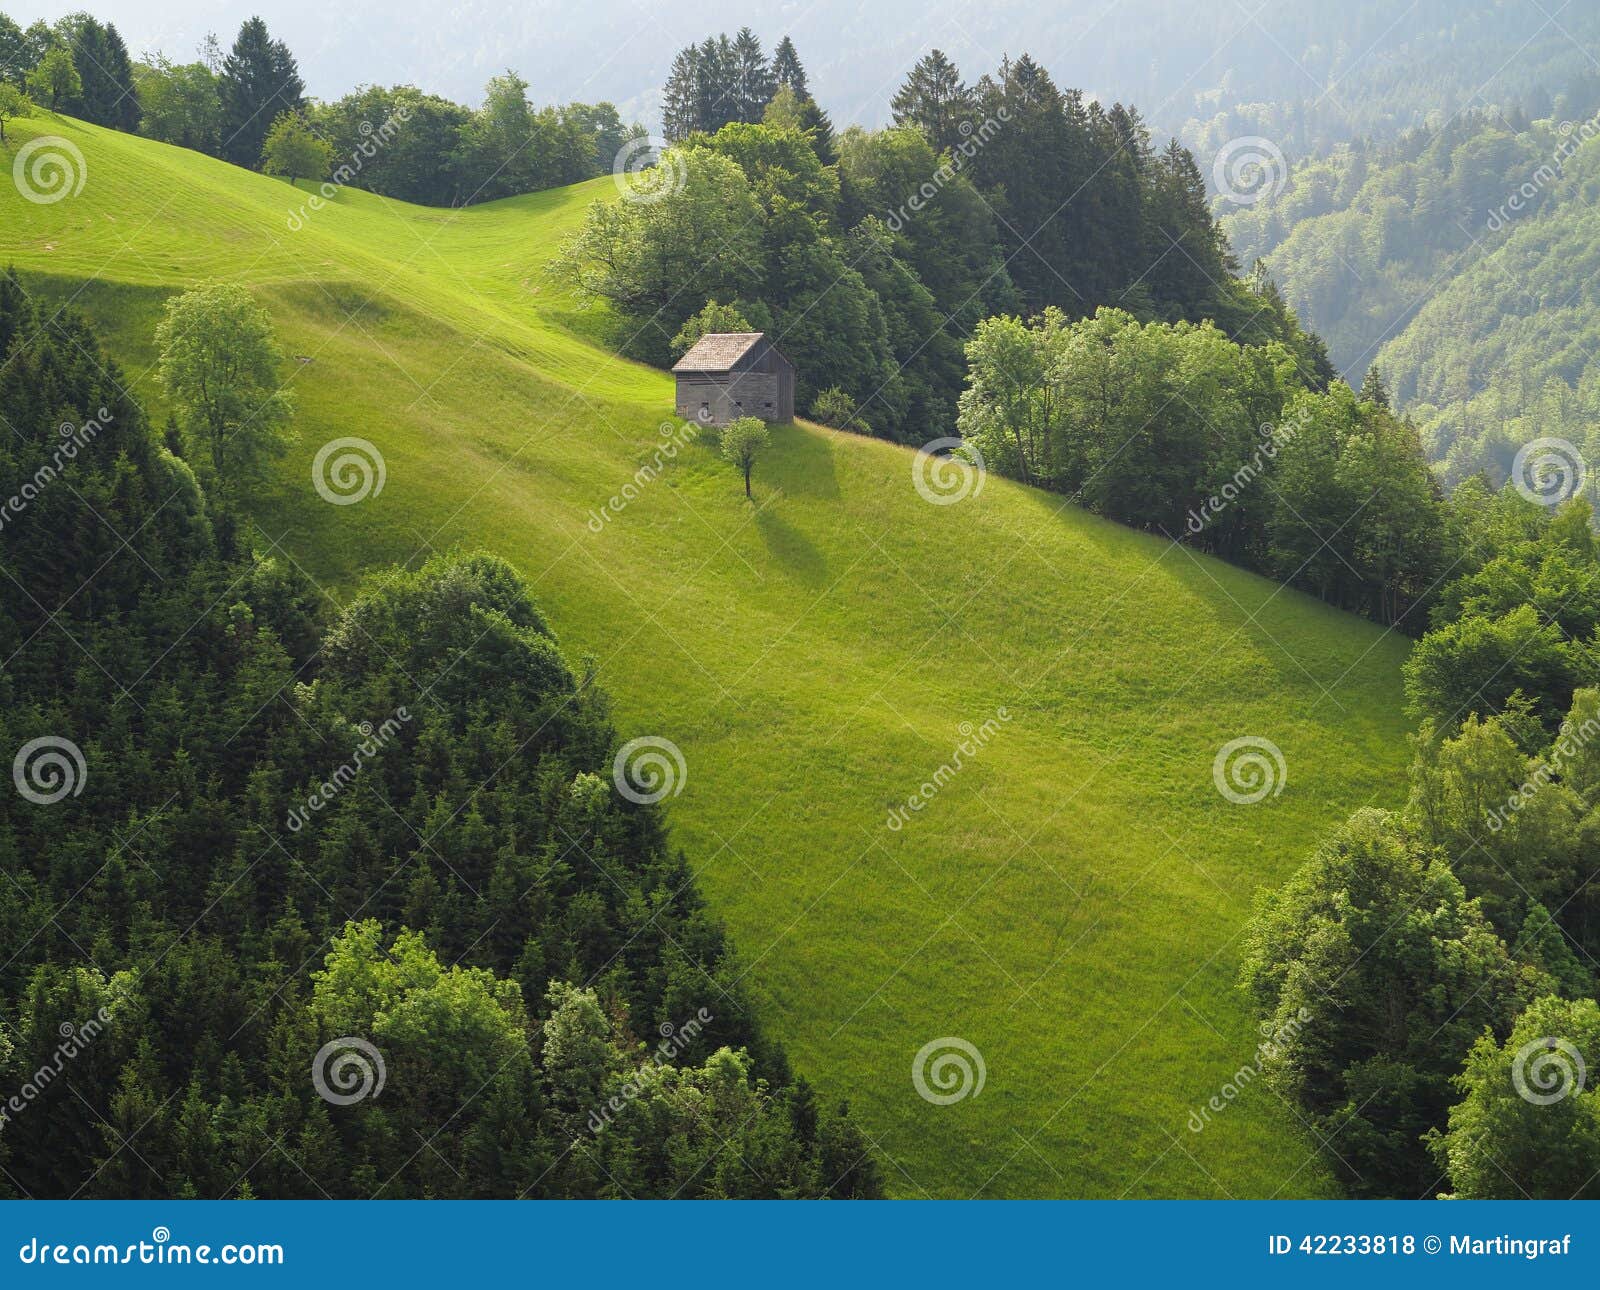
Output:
[{"xmin": 11, "ymin": 0, "xmax": 1598, "ymax": 146}]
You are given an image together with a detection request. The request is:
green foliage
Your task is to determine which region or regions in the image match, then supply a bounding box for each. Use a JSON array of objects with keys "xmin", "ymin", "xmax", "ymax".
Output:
[
  {"xmin": 0, "ymin": 80, "xmax": 30, "ymax": 141},
  {"xmin": 662, "ymin": 29, "xmax": 799, "ymax": 144},
  {"xmin": 720, "ymin": 416, "xmax": 769, "ymax": 497},
  {"xmin": 218, "ymin": 16, "xmax": 304, "ymax": 168},
  {"xmin": 554, "ymin": 143, "xmax": 764, "ymax": 365},
  {"xmin": 134, "ymin": 57, "xmax": 222, "ymax": 154},
  {"xmin": 1404, "ymin": 497, "xmax": 1600, "ymax": 730},
  {"xmin": 155, "ymin": 282, "xmax": 294, "ymax": 495},
  {"xmin": 260, "ymin": 110, "xmax": 332, "ymax": 185},
  {"xmin": 51, "ymin": 13, "xmax": 137, "ymax": 129},
  {"xmin": 890, "ymin": 50, "xmax": 974, "ymax": 154},
  {"xmin": 1224, "ymin": 98, "xmax": 1600, "ymax": 503},
  {"xmin": 810, "ymin": 386, "xmax": 867, "ymax": 433},
  {"xmin": 0, "ymin": 283, "xmax": 874, "ymax": 1197},
  {"xmin": 670, "ymin": 300, "xmax": 752, "ymax": 359},
  {"xmin": 28, "ymin": 45, "xmax": 78, "ymax": 110},
  {"xmin": 1241, "ymin": 808, "xmax": 1526, "ymax": 1196},
  {"xmin": 1430, "ymin": 996, "xmax": 1600, "ymax": 1198}
]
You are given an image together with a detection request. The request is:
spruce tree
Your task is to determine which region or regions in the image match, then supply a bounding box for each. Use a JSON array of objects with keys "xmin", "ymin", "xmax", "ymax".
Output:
[
  {"xmin": 219, "ymin": 17, "xmax": 305, "ymax": 167},
  {"xmin": 890, "ymin": 49, "xmax": 972, "ymax": 153},
  {"xmin": 101, "ymin": 22, "xmax": 140, "ymax": 130},
  {"xmin": 661, "ymin": 45, "xmax": 700, "ymax": 141},
  {"xmin": 731, "ymin": 27, "xmax": 772, "ymax": 122},
  {"xmin": 1359, "ymin": 365, "xmax": 1392, "ymax": 410},
  {"xmin": 771, "ymin": 35, "xmax": 807, "ymax": 98}
]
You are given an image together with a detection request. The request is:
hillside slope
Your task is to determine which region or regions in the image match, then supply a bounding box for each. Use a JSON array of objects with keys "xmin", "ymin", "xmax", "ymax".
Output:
[
  {"xmin": 1225, "ymin": 111, "xmax": 1600, "ymax": 498},
  {"xmin": 0, "ymin": 115, "xmax": 1416, "ymax": 1198}
]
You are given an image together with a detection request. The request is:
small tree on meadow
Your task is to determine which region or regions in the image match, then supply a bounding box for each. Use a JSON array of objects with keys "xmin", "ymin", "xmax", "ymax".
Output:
[
  {"xmin": 29, "ymin": 47, "xmax": 80, "ymax": 110},
  {"xmin": 0, "ymin": 83, "xmax": 32, "ymax": 142},
  {"xmin": 260, "ymin": 110, "xmax": 332, "ymax": 186},
  {"xmin": 720, "ymin": 416, "xmax": 769, "ymax": 499},
  {"xmin": 155, "ymin": 282, "xmax": 294, "ymax": 496}
]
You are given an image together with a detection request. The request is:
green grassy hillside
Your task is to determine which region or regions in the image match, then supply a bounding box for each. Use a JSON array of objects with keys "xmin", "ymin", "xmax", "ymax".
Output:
[{"xmin": 1, "ymin": 114, "xmax": 1417, "ymax": 1198}]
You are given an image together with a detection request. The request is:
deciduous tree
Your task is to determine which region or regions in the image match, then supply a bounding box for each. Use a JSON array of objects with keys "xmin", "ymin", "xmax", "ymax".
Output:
[
  {"xmin": 155, "ymin": 282, "xmax": 294, "ymax": 494},
  {"xmin": 720, "ymin": 416, "xmax": 770, "ymax": 498}
]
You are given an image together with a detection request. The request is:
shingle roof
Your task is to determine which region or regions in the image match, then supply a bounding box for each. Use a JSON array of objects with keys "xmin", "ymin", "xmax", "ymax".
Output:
[{"xmin": 672, "ymin": 332, "xmax": 765, "ymax": 372}]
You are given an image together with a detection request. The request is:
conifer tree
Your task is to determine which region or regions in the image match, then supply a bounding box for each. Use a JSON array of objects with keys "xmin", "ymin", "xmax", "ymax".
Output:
[
  {"xmin": 219, "ymin": 17, "xmax": 305, "ymax": 167},
  {"xmin": 771, "ymin": 35, "xmax": 807, "ymax": 98},
  {"xmin": 890, "ymin": 49, "xmax": 973, "ymax": 153}
]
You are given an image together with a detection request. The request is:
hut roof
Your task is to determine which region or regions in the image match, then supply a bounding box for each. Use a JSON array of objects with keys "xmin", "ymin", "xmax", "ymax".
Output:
[{"xmin": 672, "ymin": 332, "xmax": 767, "ymax": 372}]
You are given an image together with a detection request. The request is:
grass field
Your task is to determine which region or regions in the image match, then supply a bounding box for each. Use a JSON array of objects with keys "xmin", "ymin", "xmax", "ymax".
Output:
[{"xmin": 1, "ymin": 114, "xmax": 1418, "ymax": 1198}]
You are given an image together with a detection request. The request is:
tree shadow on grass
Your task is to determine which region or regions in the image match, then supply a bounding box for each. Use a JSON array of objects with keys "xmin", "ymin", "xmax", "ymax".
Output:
[
  {"xmin": 772, "ymin": 422, "xmax": 842, "ymax": 501},
  {"xmin": 756, "ymin": 501, "xmax": 828, "ymax": 586}
]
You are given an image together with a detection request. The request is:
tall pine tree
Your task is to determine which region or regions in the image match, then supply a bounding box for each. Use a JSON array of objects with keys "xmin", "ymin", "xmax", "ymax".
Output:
[
  {"xmin": 731, "ymin": 27, "xmax": 772, "ymax": 122},
  {"xmin": 771, "ymin": 35, "xmax": 807, "ymax": 98},
  {"xmin": 890, "ymin": 49, "xmax": 973, "ymax": 153},
  {"xmin": 218, "ymin": 17, "xmax": 305, "ymax": 168},
  {"xmin": 661, "ymin": 45, "xmax": 700, "ymax": 141}
]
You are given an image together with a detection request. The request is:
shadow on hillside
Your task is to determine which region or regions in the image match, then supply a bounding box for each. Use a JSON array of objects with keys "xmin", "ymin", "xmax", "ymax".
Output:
[
  {"xmin": 756, "ymin": 503, "xmax": 828, "ymax": 586},
  {"xmin": 772, "ymin": 423, "xmax": 841, "ymax": 500}
]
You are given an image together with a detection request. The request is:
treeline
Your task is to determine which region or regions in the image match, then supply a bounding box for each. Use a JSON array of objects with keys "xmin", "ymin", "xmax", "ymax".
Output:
[
  {"xmin": 957, "ymin": 311, "xmax": 1438, "ymax": 628},
  {"xmin": 0, "ymin": 10, "xmax": 642, "ymax": 206},
  {"xmin": 662, "ymin": 31, "xmax": 832, "ymax": 156},
  {"xmin": 0, "ymin": 273, "xmax": 879, "ymax": 1199},
  {"xmin": 559, "ymin": 43, "xmax": 1326, "ymax": 444},
  {"xmin": 1243, "ymin": 492, "xmax": 1600, "ymax": 1198}
]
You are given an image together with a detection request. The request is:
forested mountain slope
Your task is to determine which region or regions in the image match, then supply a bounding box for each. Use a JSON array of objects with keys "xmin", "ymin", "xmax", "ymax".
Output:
[
  {"xmin": 0, "ymin": 114, "xmax": 1416, "ymax": 1197},
  {"xmin": 1224, "ymin": 92, "xmax": 1600, "ymax": 498}
]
